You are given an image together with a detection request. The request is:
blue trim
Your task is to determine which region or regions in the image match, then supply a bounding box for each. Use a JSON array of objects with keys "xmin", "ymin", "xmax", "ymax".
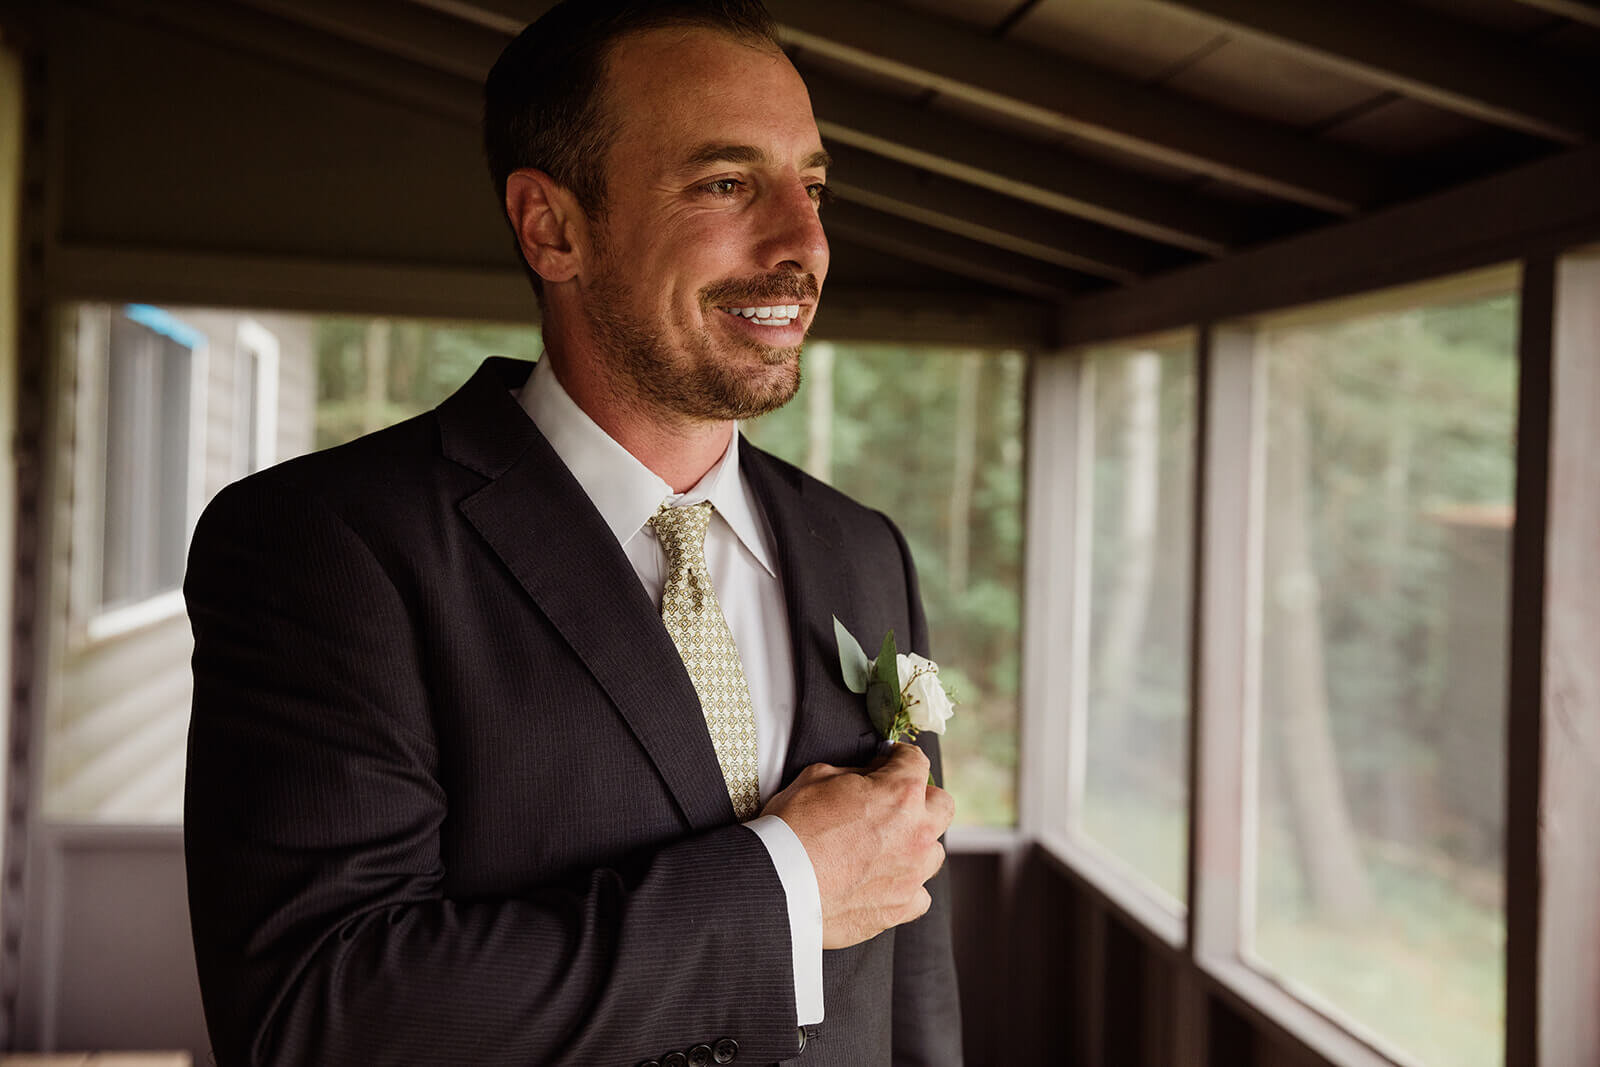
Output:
[{"xmin": 123, "ymin": 304, "xmax": 205, "ymax": 350}]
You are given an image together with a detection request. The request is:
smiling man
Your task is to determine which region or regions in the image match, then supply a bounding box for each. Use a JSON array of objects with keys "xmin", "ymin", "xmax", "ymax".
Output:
[{"xmin": 183, "ymin": 3, "xmax": 961, "ymax": 1066}]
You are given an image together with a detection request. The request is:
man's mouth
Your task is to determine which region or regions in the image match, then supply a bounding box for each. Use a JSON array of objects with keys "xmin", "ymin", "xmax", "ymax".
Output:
[{"xmin": 717, "ymin": 303, "xmax": 802, "ymax": 327}]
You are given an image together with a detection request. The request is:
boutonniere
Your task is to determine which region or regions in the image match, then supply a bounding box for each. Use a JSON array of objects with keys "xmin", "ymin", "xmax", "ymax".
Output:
[{"xmin": 832, "ymin": 616, "xmax": 956, "ymax": 744}]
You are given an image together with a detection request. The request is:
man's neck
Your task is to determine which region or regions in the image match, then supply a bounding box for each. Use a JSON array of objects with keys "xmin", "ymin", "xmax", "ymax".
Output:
[{"xmin": 544, "ymin": 350, "xmax": 733, "ymax": 494}]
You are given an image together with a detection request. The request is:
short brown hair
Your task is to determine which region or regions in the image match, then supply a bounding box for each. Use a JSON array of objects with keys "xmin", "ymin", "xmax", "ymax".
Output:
[{"xmin": 484, "ymin": 0, "xmax": 783, "ymax": 298}]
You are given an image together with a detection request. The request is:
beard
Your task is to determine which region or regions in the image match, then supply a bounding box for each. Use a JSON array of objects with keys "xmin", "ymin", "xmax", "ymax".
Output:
[{"xmin": 582, "ymin": 254, "xmax": 819, "ymax": 422}]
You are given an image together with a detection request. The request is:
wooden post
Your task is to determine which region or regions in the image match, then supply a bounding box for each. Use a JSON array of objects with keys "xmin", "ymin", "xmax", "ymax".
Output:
[{"xmin": 1537, "ymin": 249, "xmax": 1600, "ymax": 1064}]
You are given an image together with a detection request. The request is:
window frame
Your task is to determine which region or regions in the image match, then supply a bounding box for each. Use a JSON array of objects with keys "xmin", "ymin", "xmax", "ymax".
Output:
[
  {"xmin": 1027, "ymin": 257, "xmax": 1577, "ymax": 1067},
  {"xmin": 68, "ymin": 303, "xmax": 209, "ymax": 647},
  {"xmin": 233, "ymin": 317, "xmax": 280, "ymax": 476},
  {"xmin": 1022, "ymin": 328, "xmax": 1198, "ymax": 947}
]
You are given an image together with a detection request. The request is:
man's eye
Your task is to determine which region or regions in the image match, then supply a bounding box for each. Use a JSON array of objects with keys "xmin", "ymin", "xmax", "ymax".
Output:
[
  {"xmin": 704, "ymin": 178, "xmax": 743, "ymax": 196},
  {"xmin": 808, "ymin": 183, "xmax": 832, "ymax": 208}
]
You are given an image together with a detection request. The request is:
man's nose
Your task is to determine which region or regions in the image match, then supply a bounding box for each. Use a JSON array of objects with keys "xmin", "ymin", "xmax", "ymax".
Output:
[{"xmin": 757, "ymin": 179, "xmax": 829, "ymax": 277}]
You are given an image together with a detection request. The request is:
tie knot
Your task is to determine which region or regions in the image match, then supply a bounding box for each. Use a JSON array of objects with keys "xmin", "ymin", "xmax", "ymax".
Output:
[{"xmin": 650, "ymin": 501, "xmax": 714, "ymax": 565}]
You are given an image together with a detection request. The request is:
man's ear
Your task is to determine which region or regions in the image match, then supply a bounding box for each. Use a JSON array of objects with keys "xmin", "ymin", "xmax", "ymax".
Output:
[{"xmin": 505, "ymin": 168, "xmax": 587, "ymax": 285}]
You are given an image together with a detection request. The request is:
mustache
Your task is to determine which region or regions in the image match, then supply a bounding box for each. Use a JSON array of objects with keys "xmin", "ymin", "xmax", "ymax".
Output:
[{"xmin": 701, "ymin": 272, "xmax": 820, "ymax": 307}]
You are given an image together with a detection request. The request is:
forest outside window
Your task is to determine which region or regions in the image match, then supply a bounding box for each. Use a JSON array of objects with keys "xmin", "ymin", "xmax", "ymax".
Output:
[
  {"xmin": 1242, "ymin": 268, "xmax": 1518, "ymax": 1067},
  {"xmin": 1070, "ymin": 333, "xmax": 1196, "ymax": 908}
]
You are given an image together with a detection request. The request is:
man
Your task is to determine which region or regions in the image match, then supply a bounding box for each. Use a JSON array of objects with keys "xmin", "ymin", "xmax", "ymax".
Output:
[{"xmin": 184, "ymin": 2, "xmax": 961, "ymax": 1065}]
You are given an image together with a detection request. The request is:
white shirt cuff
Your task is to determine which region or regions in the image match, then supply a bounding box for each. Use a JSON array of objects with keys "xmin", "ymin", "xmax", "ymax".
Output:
[{"xmin": 743, "ymin": 814, "xmax": 824, "ymax": 1026}]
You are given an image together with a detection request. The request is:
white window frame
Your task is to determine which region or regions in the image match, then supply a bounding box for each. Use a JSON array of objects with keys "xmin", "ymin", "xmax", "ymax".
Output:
[
  {"xmin": 69, "ymin": 303, "xmax": 209, "ymax": 646},
  {"xmin": 234, "ymin": 317, "xmax": 280, "ymax": 476}
]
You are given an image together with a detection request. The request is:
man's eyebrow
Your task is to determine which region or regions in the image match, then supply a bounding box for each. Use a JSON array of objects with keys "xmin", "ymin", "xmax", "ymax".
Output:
[
  {"xmin": 676, "ymin": 143, "xmax": 833, "ymax": 172},
  {"xmin": 803, "ymin": 149, "xmax": 833, "ymax": 172}
]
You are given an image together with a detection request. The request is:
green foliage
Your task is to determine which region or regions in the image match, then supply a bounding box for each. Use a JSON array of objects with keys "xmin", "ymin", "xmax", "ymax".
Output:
[
  {"xmin": 833, "ymin": 615, "xmax": 872, "ymax": 695},
  {"xmin": 746, "ymin": 345, "xmax": 1027, "ymax": 825},
  {"xmin": 314, "ymin": 317, "xmax": 541, "ymax": 450},
  {"xmin": 867, "ymin": 629, "xmax": 902, "ymax": 740}
]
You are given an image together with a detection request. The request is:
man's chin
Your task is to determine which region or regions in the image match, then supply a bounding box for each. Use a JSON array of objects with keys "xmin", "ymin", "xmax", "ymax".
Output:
[{"xmin": 702, "ymin": 359, "xmax": 801, "ymax": 421}]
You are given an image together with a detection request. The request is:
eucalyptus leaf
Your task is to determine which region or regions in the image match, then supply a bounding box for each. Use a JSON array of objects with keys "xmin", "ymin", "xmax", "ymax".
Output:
[
  {"xmin": 866, "ymin": 680, "xmax": 898, "ymax": 739},
  {"xmin": 832, "ymin": 615, "xmax": 871, "ymax": 695},
  {"xmin": 873, "ymin": 630, "xmax": 901, "ymax": 715}
]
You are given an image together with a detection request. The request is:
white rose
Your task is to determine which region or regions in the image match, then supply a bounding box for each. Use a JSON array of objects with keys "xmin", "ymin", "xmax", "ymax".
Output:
[{"xmin": 896, "ymin": 652, "xmax": 955, "ymax": 735}]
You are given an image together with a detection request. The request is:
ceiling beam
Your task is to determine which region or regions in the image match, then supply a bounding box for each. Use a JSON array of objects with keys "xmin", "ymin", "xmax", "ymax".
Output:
[
  {"xmin": 316, "ymin": 0, "xmax": 1255, "ymax": 255},
  {"xmin": 811, "ymin": 287, "xmax": 1055, "ymax": 349},
  {"xmin": 1057, "ymin": 142, "xmax": 1600, "ymax": 347},
  {"xmin": 767, "ymin": 0, "xmax": 1386, "ymax": 215},
  {"xmin": 226, "ymin": 0, "xmax": 508, "ymax": 82},
  {"xmin": 822, "ymin": 201, "xmax": 1086, "ymax": 302},
  {"xmin": 400, "ymin": 0, "xmax": 545, "ymax": 35},
  {"xmin": 1149, "ymin": 0, "xmax": 1598, "ymax": 144},
  {"xmin": 1504, "ymin": 0, "xmax": 1600, "ymax": 30},
  {"xmin": 826, "ymin": 145, "xmax": 1172, "ymax": 285},
  {"xmin": 803, "ymin": 71, "xmax": 1244, "ymax": 256},
  {"xmin": 88, "ymin": 0, "xmax": 482, "ymax": 123}
]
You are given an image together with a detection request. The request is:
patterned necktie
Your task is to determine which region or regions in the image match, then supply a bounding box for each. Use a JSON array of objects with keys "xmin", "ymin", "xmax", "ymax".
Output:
[{"xmin": 649, "ymin": 501, "xmax": 762, "ymax": 820}]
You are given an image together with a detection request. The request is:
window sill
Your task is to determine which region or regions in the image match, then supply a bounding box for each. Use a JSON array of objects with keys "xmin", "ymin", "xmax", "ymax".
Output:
[{"xmin": 83, "ymin": 589, "xmax": 187, "ymax": 645}]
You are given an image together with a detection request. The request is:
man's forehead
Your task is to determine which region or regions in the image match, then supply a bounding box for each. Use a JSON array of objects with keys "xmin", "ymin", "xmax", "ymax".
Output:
[
  {"xmin": 671, "ymin": 142, "xmax": 833, "ymax": 175},
  {"xmin": 604, "ymin": 26, "xmax": 818, "ymax": 142}
]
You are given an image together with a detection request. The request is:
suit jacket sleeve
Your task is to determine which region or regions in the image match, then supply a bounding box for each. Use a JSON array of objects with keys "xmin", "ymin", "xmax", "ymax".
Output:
[
  {"xmin": 184, "ymin": 479, "xmax": 802, "ymax": 1067},
  {"xmin": 882, "ymin": 515, "xmax": 965, "ymax": 1066}
]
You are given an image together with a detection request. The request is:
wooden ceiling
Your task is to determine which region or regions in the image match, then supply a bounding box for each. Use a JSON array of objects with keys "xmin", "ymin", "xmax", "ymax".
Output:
[{"xmin": 48, "ymin": 0, "xmax": 1600, "ymax": 311}]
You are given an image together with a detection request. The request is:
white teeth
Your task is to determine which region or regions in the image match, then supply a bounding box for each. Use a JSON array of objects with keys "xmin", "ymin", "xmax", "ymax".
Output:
[{"xmin": 722, "ymin": 304, "xmax": 802, "ymax": 325}]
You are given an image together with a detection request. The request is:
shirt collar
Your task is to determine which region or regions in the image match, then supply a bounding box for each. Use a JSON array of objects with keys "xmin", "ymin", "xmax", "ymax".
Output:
[{"xmin": 518, "ymin": 356, "xmax": 777, "ymax": 577}]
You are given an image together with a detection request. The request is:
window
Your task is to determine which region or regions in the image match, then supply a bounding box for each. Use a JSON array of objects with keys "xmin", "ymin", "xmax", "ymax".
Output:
[
  {"xmin": 744, "ymin": 342, "xmax": 1027, "ymax": 827},
  {"xmin": 1245, "ymin": 272, "xmax": 1517, "ymax": 1067},
  {"xmin": 97, "ymin": 305, "xmax": 204, "ymax": 615},
  {"xmin": 1073, "ymin": 333, "xmax": 1196, "ymax": 907}
]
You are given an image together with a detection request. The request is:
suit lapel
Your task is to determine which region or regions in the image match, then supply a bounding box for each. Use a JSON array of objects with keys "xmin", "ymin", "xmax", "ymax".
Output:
[
  {"xmin": 437, "ymin": 359, "xmax": 736, "ymax": 831},
  {"xmin": 740, "ymin": 440, "xmax": 876, "ymax": 782}
]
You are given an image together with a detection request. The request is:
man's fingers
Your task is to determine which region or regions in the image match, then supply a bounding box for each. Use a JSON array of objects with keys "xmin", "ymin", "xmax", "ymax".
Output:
[
  {"xmin": 872, "ymin": 741, "xmax": 931, "ymax": 779},
  {"xmin": 794, "ymin": 761, "xmax": 849, "ymax": 784}
]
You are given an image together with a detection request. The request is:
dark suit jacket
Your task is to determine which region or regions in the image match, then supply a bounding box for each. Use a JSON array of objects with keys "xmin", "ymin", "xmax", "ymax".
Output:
[{"xmin": 184, "ymin": 357, "xmax": 962, "ymax": 1066}]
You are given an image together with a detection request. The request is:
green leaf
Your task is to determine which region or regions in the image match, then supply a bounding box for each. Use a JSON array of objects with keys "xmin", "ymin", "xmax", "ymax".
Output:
[
  {"xmin": 832, "ymin": 615, "xmax": 871, "ymax": 695},
  {"xmin": 867, "ymin": 680, "xmax": 898, "ymax": 739},
  {"xmin": 866, "ymin": 630, "xmax": 902, "ymax": 740}
]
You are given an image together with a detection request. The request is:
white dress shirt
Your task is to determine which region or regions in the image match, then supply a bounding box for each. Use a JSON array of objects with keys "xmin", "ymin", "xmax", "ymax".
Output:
[{"xmin": 518, "ymin": 355, "xmax": 824, "ymax": 1026}]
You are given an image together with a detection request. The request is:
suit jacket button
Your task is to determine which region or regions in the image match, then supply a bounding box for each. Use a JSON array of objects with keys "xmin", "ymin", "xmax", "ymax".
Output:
[
  {"xmin": 663, "ymin": 1054, "xmax": 689, "ymax": 1067},
  {"xmin": 713, "ymin": 1038, "xmax": 739, "ymax": 1063},
  {"xmin": 688, "ymin": 1045, "xmax": 713, "ymax": 1067},
  {"xmin": 638, "ymin": 1061, "xmax": 662, "ymax": 1067}
]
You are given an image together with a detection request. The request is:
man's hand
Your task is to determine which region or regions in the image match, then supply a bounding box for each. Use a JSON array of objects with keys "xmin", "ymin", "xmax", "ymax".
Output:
[{"xmin": 760, "ymin": 743, "xmax": 954, "ymax": 950}]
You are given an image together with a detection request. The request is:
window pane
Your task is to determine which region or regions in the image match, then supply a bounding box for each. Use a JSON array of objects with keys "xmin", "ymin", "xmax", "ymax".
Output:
[
  {"xmin": 313, "ymin": 317, "xmax": 541, "ymax": 449},
  {"xmin": 1075, "ymin": 337, "xmax": 1195, "ymax": 905},
  {"xmin": 1251, "ymin": 280, "xmax": 1516, "ymax": 1066},
  {"xmin": 744, "ymin": 343, "xmax": 1026, "ymax": 826},
  {"xmin": 100, "ymin": 310, "xmax": 193, "ymax": 610}
]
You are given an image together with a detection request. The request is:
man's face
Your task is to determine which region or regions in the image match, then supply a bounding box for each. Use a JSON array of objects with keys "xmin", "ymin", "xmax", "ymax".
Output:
[{"xmin": 577, "ymin": 27, "xmax": 830, "ymax": 423}]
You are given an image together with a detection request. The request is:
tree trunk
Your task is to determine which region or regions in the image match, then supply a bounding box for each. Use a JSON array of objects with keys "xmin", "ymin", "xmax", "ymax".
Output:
[
  {"xmin": 804, "ymin": 340, "xmax": 834, "ymax": 483},
  {"xmin": 1093, "ymin": 351, "xmax": 1162, "ymax": 745},
  {"xmin": 946, "ymin": 353, "xmax": 982, "ymax": 596},
  {"xmin": 1267, "ymin": 350, "xmax": 1375, "ymax": 924},
  {"xmin": 362, "ymin": 318, "xmax": 391, "ymax": 435},
  {"xmin": 1374, "ymin": 316, "xmax": 1420, "ymax": 843}
]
